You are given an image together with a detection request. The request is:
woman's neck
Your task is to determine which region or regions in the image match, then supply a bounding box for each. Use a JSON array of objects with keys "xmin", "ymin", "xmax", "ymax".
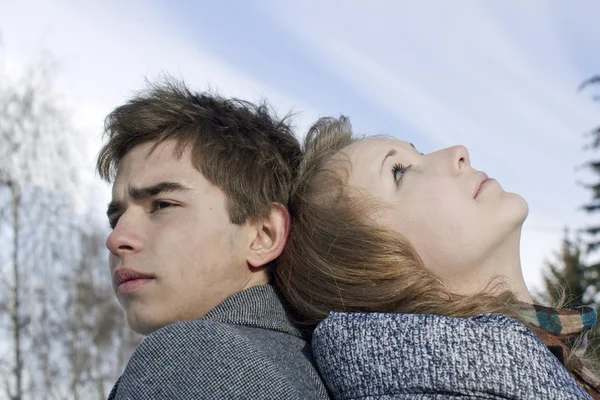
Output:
[{"xmin": 487, "ymin": 229, "xmax": 533, "ymax": 303}]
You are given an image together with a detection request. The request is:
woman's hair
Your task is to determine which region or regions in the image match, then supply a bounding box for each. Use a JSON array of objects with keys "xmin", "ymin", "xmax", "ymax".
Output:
[
  {"xmin": 275, "ymin": 116, "xmax": 522, "ymax": 327},
  {"xmin": 274, "ymin": 115, "xmax": 596, "ymax": 381}
]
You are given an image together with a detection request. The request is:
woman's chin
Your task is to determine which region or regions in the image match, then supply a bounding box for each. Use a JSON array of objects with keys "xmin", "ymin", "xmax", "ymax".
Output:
[{"xmin": 504, "ymin": 192, "xmax": 529, "ymax": 227}]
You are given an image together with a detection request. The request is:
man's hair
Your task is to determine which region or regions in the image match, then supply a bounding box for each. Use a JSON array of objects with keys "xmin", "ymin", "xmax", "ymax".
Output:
[{"xmin": 96, "ymin": 78, "xmax": 301, "ymax": 224}]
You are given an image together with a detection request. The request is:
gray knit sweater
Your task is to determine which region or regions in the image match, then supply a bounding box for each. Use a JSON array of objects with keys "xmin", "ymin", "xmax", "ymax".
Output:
[
  {"xmin": 109, "ymin": 285, "xmax": 329, "ymax": 399},
  {"xmin": 312, "ymin": 312, "xmax": 592, "ymax": 399}
]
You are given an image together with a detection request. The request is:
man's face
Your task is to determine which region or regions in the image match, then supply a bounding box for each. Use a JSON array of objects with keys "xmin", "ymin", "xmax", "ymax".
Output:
[{"xmin": 106, "ymin": 140, "xmax": 263, "ymax": 335}]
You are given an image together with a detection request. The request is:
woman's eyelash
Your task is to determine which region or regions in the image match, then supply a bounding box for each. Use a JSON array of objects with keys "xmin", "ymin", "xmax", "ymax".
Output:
[{"xmin": 391, "ymin": 163, "xmax": 412, "ymax": 184}]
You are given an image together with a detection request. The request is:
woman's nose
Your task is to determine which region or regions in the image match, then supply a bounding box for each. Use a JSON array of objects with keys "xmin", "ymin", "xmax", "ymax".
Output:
[{"xmin": 449, "ymin": 145, "xmax": 470, "ymax": 173}]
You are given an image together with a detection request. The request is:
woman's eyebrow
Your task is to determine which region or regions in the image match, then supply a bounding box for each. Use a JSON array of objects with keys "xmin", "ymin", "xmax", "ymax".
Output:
[
  {"xmin": 380, "ymin": 149, "xmax": 397, "ymax": 173},
  {"xmin": 379, "ymin": 143, "xmax": 422, "ymax": 174}
]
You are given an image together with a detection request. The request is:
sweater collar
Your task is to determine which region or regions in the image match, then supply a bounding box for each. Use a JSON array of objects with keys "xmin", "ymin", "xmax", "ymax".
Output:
[
  {"xmin": 201, "ymin": 284, "xmax": 302, "ymax": 338},
  {"xmin": 312, "ymin": 312, "xmax": 593, "ymax": 399}
]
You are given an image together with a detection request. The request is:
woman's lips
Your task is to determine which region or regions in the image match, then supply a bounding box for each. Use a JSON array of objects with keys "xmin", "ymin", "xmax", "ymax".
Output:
[{"xmin": 475, "ymin": 178, "xmax": 494, "ymax": 198}]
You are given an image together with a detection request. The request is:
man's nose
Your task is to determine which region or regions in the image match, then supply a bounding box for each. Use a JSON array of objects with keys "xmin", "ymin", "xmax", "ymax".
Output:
[{"xmin": 106, "ymin": 213, "xmax": 144, "ymax": 257}]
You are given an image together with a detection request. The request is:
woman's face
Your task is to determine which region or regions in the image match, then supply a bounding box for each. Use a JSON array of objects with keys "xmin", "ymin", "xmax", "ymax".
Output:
[{"xmin": 341, "ymin": 137, "xmax": 528, "ymax": 292}]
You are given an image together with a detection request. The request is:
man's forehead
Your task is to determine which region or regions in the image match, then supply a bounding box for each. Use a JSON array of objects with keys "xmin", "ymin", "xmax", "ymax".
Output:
[
  {"xmin": 113, "ymin": 141, "xmax": 196, "ymax": 194},
  {"xmin": 124, "ymin": 139, "xmax": 188, "ymax": 164},
  {"xmin": 117, "ymin": 140, "xmax": 193, "ymax": 173}
]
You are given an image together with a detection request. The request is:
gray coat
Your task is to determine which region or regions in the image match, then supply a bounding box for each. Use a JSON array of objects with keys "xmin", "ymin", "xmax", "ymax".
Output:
[
  {"xmin": 312, "ymin": 312, "xmax": 592, "ymax": 400},
  {"xmin": 108, "ymin": 285, "xmax": 330, "ymax": 399}
]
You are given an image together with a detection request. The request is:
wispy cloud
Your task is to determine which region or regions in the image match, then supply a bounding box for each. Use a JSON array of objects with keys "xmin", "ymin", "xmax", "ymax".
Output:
[
  {"xmin": 262, "ymin": 0, "xmax": 600, "ymax": 288},
  {"xmin": 2, "ymin": 0, "xmax": 599, "ymax": 288}
]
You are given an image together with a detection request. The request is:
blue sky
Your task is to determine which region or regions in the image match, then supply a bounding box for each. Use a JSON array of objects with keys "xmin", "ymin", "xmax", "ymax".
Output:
[{"xmin": 1, "ymin": 0, "xmax": 599, "ymax": 291}]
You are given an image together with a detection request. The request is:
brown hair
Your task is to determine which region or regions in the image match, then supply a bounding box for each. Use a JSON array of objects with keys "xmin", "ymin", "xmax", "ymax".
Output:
[
  {"xmin": 275, "ymin": 116, "xmax": 597, "ymax": 385},
  {"xmin": 96, "ymin": 77, "xmax": 300, "ymax": 224},
  {"xmin": 276, "ymin": 116, "xmax": 522, "ymax": 328}
]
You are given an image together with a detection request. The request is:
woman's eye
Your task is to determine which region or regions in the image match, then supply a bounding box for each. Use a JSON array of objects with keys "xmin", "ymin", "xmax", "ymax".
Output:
[{"xmin": 391, "ymin": 163, "xmax": 411, "ymax": 184}]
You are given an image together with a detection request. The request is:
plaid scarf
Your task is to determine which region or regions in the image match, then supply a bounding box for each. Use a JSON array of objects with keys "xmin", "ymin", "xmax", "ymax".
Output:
[{"xmin": 519, "ymin": 303, "xmax": 600, "ymax": 399}]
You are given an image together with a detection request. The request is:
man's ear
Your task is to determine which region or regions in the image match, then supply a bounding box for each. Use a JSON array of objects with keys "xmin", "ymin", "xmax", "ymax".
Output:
[{"xmin": 246, "ymin": 203, "xmax": 291, "ymax": 268}]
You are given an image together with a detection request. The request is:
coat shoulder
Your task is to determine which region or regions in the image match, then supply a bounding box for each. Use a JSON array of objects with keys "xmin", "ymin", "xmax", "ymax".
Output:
[{"xmin": 112, "ymin": 319, "xmax": 325, "ymax": 399}]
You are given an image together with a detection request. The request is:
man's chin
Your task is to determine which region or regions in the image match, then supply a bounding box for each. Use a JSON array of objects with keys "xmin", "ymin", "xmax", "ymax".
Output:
[{"xmin": 125, "ymin": 310, "xmax": 167, "ymax": 336}]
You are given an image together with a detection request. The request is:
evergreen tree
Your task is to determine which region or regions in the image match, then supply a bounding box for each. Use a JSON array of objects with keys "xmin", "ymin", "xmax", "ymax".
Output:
[
  {"xmin": 540, "ymin": 76, "xmax": 600, "ymax": 310},
  {"xmin": 541, "ymin": 229, "xmax": 597, "ymax": 307},
  {"xmin": 580, "ymin": 76, "xmax": 600, "ymax": 255}
]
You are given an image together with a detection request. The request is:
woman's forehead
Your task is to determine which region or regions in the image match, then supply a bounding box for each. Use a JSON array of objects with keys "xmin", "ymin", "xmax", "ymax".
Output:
[{"xmin": 342, "ymin": 137, "xmax": 414, "ymax": 160}]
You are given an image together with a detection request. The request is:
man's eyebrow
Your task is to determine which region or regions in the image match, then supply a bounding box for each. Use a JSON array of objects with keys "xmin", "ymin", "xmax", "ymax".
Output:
[
  {"xmin": 128, "ymin": 181, "xmax": 194, "ymax": 200},
  {"xmin": 380, "ymin": 149, "xmax": 397, "ymax": 173},
  {"xmin": 106, "ymin": 181, "xmax": 194, "ymax": 218}
]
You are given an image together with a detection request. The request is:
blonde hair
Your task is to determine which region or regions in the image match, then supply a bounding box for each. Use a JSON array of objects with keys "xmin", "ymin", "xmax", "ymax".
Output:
[{"xmin": 274, "ymin": 116, "xmax": 597, "ymax": 384}]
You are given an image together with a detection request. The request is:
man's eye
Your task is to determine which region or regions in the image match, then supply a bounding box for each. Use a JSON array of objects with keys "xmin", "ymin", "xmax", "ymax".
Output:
[
  {"xmin": 150, "ymin": 201, "xmax": 174, "ymax": 212},
  {"xmin": 108, "ymin": 216, "xmax": 120, "ymax": 230},
  {"xmin": 391, "ymin": 163, "xmax": 412, "ymax": 184}
]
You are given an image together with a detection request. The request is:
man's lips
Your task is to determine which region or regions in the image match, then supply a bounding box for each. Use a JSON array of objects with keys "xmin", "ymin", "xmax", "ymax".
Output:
[{"xmin": 112, "ymin": 268, "xmax": 155, "ymax": 292}]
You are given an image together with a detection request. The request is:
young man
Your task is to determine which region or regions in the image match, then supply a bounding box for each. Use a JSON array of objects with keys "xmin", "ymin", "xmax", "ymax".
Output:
[{"xmin": 97, "ymin": 80, "xmax": 329, "ymax": 399}]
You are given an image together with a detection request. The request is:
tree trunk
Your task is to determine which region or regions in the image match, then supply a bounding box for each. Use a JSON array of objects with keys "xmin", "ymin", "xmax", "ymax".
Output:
[{"xmin": 10, "ymin": 182, "xmax": 23, "ymax": 400}]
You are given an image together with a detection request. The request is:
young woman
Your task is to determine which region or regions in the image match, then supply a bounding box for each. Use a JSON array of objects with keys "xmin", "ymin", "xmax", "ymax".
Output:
[{"xmin": 276, "ymin": 116, "xmax": 599, "ymax": 399}]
